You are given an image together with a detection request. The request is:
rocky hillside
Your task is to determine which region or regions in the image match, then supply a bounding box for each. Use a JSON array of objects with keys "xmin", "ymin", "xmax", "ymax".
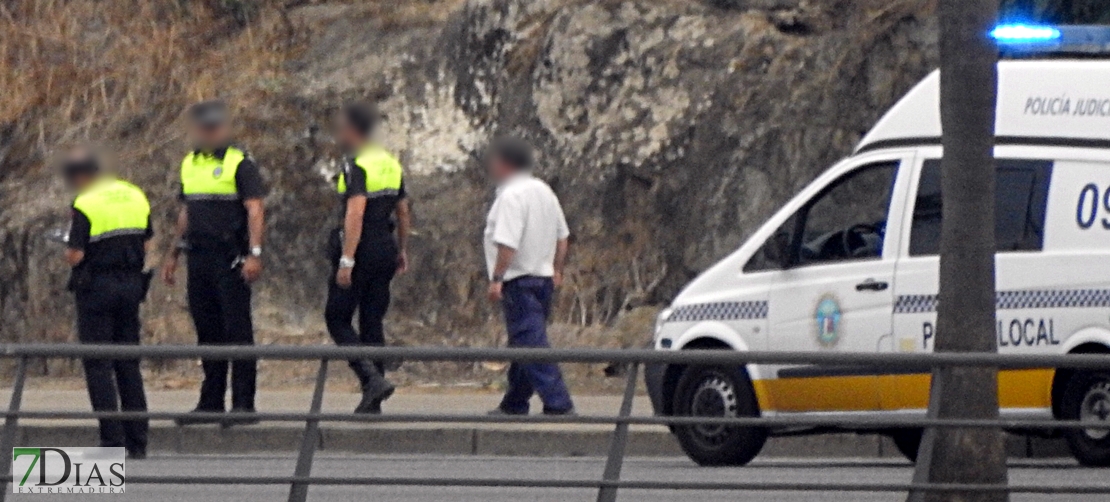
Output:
[{"xmin": 0, "ymin": 0, "xmax": 938, "ymax": 381}]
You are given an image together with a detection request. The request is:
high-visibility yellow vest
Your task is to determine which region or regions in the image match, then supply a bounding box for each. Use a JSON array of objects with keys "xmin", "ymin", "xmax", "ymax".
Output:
[
  {"xmin": 72, "ymin": 179, "xmax": 151, "ymax": 243},
  {"xmin": 180, "ymin": 147, "xmax": 247, "ymax": 200},
  {"xmin": 337, "ymin": 146, "xmax": 403, "ymax": 196}
]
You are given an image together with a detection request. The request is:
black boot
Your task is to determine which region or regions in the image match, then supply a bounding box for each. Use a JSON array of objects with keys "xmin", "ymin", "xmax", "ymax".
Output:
[
  {"xmin": 174, "ymin": 407, "xmax": 224, "ymax": 426},
  {"xmin": 351, "ymin": 360, "xmax": 394, "ymax": 414},
  {"xmin": 222, "ymin": 407, "xmax": 261, "ymax": 428}
]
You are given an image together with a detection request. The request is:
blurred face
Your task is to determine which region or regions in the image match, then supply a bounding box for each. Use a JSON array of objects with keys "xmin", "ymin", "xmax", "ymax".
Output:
[
  {"xmin": 61, "ymin": 148, "xmax": 98, "ymax": 190},
  {"xmin": 190, "ymin": 122, "xmax": 231, "ymax": 150},
  {"xmin": 334, "ymin": 116, "xmax": 365, "ymax": 152},
  {"xmin": 487, "ymin": 155, "xmax": 515, "ymax": 184},
  {"xmin": 65, "ymin": 172, "xmax": 95, "ymax": 190}
]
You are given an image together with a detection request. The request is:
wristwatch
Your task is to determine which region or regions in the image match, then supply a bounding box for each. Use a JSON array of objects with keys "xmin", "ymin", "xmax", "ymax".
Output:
[
  {"xmin": 250, "ymin": 246, "xmax": 263, "ymax": 258},
  {"xmin": 339, "ymin": 256, "xmax": 356, "ymax": 269},
  {"xmin": 492, "ymin": 274, "xmax": 505, "ymax": 283}
]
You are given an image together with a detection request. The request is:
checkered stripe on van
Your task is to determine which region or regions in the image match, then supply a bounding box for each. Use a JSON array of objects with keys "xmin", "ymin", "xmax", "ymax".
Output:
[
  {"xmin": 895, "ymin": 289, "xmax": 1110, "ymax": 314},
  {"xmin": 997, "ymin": 289, "xmax": 1110, "ymax": 309},
  {"xmin": 668, "ymin": 301, "xmax": 769, "ymax": 322},
  {"xmin": 894, "ymin": 294, "xmax": 938, "ymax": 314}
]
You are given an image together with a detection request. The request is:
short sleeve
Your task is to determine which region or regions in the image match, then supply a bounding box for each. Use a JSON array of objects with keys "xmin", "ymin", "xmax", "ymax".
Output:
[
  {"xmin": 68, "ymin": 206, "xmax": 91, "ymax": 251},
  {"xmin": 345, "ymin": 159, "xmax": 368, "ymax": 196},
  {"xmin": 492, "ymin": 193, "xmax": 526, "ymax": 250},
  {"xmin": 235, "ymin": 157, "xmax": 267, "ymax": 199}
]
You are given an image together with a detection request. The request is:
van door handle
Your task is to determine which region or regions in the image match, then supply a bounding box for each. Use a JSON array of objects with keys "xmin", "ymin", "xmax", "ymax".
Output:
[{"xmin": 855, "ymin": 279, "xmax": 889, "ymax": 292}]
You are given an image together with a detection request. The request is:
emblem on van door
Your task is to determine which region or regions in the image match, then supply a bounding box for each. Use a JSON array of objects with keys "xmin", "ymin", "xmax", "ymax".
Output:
[
  {"xmin": 213, "ymin": 166, "xmax": 224, "ymax": 178},
  {"xmin": 815, "ymin": 295, "xmax": 842, "ymax": 347}
]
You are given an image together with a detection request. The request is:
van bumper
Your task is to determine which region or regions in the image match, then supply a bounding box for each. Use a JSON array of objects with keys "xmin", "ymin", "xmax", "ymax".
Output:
[{"xmin": 644, "ymin": 363, "xmax": 668, "ymax": 416}]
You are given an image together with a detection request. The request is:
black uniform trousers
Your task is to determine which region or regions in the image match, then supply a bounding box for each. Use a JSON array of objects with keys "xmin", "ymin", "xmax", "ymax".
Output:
[
  {"xmin": 186, "ymin": 247, "xmax": 256, "ymax": 411},
  {"xmin": 325, "ymin": 237, "xmax": 398, "ymax": 376},
  {"xmin": 75, "ymin": 271, "xmax": 149, "ymax": 454}
]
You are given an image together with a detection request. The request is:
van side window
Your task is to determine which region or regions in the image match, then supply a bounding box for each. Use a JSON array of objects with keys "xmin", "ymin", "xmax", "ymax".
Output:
[
  {"xmin": 744, "ymin": 162, "xmax": 899, "ymax": 272},
  {"xmin": 909, "ymin": 159, "xmax": 1053, "ymax": 256},
  {"xmin": 797, "ymin": 163, "xmax": 899, "ymax": 265}
]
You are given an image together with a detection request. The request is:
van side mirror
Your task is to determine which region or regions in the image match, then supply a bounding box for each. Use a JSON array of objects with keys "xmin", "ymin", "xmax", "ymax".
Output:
[{"xmin": 763, "ymin": 232, "xmax": 793, "ymax": 269}]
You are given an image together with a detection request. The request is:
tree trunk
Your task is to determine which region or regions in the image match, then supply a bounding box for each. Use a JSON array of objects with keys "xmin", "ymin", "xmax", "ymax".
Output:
[{"xmin": 908, "ymin": 1, "xmax": 1009, "ymax": 502}]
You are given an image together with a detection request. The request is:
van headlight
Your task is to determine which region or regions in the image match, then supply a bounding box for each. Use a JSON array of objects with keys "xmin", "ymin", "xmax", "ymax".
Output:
[{"xmin": 654, "ymin": 307, "xmax": 674, "ymax": 339}]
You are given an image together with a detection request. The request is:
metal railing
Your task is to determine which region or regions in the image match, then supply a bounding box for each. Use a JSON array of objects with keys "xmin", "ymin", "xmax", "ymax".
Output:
[{"xmin": 0, "ymin": 344, "xmax": 1109, "ymax": 501}]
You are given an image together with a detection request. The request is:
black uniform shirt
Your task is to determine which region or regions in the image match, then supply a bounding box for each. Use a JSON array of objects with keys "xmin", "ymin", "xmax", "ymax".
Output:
[
  {"xmin": 179, "ymin": 146, "xmax": 266, "ymax": 249},
  {"xmin": 68, "ymin": 208, "xmax": 153, "ymax": 272},
  {"xmin": 339, "ymin": 156, "xmax": 407, "ymax": 244}
]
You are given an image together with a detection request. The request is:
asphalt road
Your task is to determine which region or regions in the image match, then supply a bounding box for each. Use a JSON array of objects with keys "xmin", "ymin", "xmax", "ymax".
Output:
[{"xmin": 9, "ymin": 454, "xmax": 1109, "ymax": 502}]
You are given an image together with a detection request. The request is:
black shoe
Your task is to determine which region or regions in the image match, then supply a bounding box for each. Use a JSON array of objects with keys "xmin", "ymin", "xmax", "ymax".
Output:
[
  {"xmin": 355, "ymin": 400, "xmax": 383, "ymax": 415},
  {"xmin": 126, "ymin": 449, "xmax": 147, "ymax": 460},
  {"xmin": 488, "ymin": 407, "xmax": 528, "ymax": 416},
  {"xmin": 543, "ymin": 407, "xmax": 577, "ymax": 417},
  {"xmin": 355, "ymin": 381, "xmax": 395, "ymax": 415},
  {"xmin": 222, "ymin": 407, "xmax": 261, "ymax": 428},
  {"xmin": 174, "ymin": 408, "xmax": 225, "ymax": 426}
]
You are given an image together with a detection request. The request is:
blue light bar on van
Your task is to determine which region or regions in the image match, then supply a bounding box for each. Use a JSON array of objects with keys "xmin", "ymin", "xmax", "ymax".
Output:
[
  {"xmin": 993, "ymin": 24, "xmax": 1110, "ymax": 54},
  {"xmin": 991, "ymin": 24, "xmax": 1062, "ymax": 43}
]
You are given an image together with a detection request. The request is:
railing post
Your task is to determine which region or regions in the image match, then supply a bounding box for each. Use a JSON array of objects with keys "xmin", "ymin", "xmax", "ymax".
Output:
[
  {"xmin": 907, "ymin": 367, "xmax": 945, "ymax": 502},
  {"xmin": 288, "ymin": 359, "xmax": 328, "ymax": 502},
  {"xmin": 0, "ymin": 357, "xmax": 29, "ymax": 502},
  {"xmin": 596, "ymin": 362, "xmax": 639, "ymax": 502}
]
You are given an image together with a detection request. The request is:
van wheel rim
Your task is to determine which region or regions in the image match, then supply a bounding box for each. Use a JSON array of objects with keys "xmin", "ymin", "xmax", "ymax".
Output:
[
  {"xmin": 690, "ymin": 376, "xmax": 739, "ymax": 445},
  {"xmin": 1080, "ymin": 381, "xmax": 1110, "ymax": 440}
]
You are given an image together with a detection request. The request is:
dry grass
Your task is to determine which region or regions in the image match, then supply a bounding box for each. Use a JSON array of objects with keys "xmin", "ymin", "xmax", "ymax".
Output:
[
  {"xmin": 0, "ymin": 0, "xmax": 467, "ymax": 182},
  {"xmin": 366, "ymin": 0, "xmax": 468, "ymax": 29},
  {"xmin": 0, "ymin": 0, "xmax": 298, "ymax": 180}
]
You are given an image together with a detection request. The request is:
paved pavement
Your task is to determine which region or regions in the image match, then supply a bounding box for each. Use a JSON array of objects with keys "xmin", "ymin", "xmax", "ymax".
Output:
[
  {"xmin": 1, "ymin": 389, "xmax": 1073, "ymax": 458},
  {"xmin": 7, "ymin": 455, "xmax": 1108, "ymax": 502},
  {"xmin": 4, "ymin": 388, "xmax": 659, "ymax": 430}
]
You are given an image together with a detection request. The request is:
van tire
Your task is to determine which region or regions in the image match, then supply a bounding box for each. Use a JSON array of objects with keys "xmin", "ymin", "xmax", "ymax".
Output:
[
  {"xmin": 890, "ymin": 429, "xmax": 922, "ymax": 462},
  {"xmin": 1061, "ymin": 371, "xmax": 1110, "ymax": 467},
  {"xmin": 671, "ymin": 365, "xmax": 767, "ymax": 466}
]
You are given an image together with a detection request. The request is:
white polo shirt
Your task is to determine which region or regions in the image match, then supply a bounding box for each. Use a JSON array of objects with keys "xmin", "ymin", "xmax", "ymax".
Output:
[{"xmin": 484, "ymin": 173, "xmax": 570, "ymax": 281}]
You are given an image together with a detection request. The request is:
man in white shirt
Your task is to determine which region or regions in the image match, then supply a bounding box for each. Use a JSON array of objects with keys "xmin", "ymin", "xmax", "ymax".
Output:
[{"xmin": 484, "ymin": 137, "xmax": 575, "ymax": 416}]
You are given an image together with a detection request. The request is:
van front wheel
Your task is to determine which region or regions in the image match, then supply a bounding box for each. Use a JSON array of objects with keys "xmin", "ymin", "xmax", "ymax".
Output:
[
  {"xmin": 671, "ymin": 365, "xmax": 767, "ymax": 466},
  {"xmin": 1061, "ymin": 371, "xmax": 1110, "ymax": 467}
]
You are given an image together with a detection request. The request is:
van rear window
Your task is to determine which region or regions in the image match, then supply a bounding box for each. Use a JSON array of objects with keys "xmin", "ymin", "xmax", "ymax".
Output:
[{"xmin": 909, "ymin": 159, "xmax": 1053, "ymax": 256}]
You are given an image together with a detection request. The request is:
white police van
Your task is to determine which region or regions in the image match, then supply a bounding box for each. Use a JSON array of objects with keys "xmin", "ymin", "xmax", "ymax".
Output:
[{"xmin": 646, "ymin": 55, "xmax": 1110, "ymax": 467}]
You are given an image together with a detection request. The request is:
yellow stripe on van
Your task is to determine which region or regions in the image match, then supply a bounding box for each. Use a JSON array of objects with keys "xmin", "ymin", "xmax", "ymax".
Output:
[
  {"xmin": 753, "ymin": 369, "xmax": 1054, "ymax": 413},
  {"xmin": 877, "ymin": 369, "xmax": 1054, "ymax": 411},
  {"xmin": 753, "ymin": 376, "xmax": 880, "ymax": 412}
]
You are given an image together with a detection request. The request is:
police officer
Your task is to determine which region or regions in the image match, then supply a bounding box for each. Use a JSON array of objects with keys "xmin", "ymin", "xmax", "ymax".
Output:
[
  {"xmin": 325, "ymin": 103, "xmax": 410, "ymax": 414},
  {"xmin": 62, "ymin": 148, "xmax": 152, "ymax": 459},
  {"xmin": 161, "ymin": 101, "xmax": 267, "ymax": 426}
]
